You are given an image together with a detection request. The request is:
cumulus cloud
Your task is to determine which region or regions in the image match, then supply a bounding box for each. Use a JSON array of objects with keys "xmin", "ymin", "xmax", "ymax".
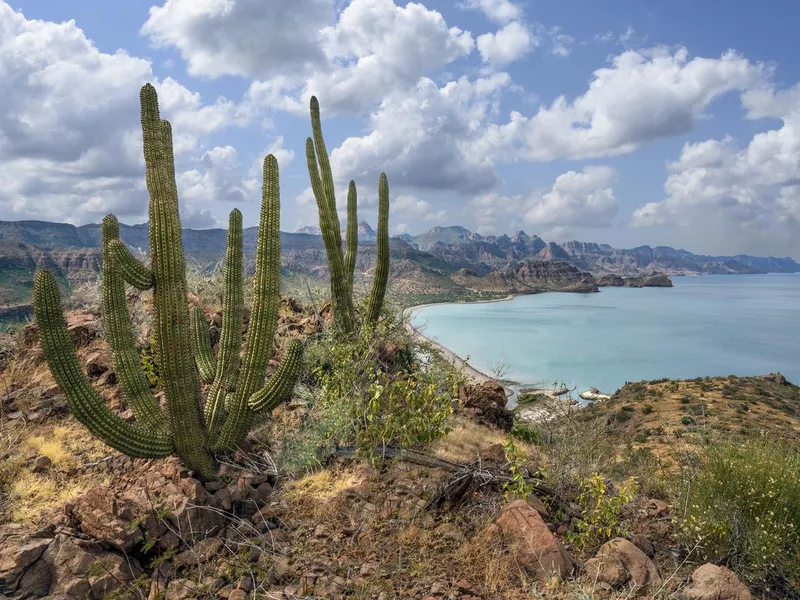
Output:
[
  {"xmin": 187, "ymin": 0, "xmax": 474, "ymax": 116},
  {"xmin": 330, "ymin": 73, "xmax": 510, "ymax": 195},
  {"xmin": 469, "ymin": 166, "xmax": 618, "ymax": 234},
  {"xmin": 0, "ymin": 2, "xmax": 239, "ymax": 225},
  {"xmin": 631, "ymin": 85, "xmax": 800, "ymax": 255},
  {"xmin": 499, "ymin": 47, "xmax": 765, "ymax": 161},
  {"xmin": 458, "ymin": 0, "xmax": 522, "ymax": 24},
  {"xmin": 477, "ymin": 21, "xmax": 536, "ymax": 65},
  {"xmin": 142, "ymin": 0, "xmax": 332, "ymax": 79},
  {"xmin": 392, "ymin": 195, "xmax": 447, "ymax": 222}
]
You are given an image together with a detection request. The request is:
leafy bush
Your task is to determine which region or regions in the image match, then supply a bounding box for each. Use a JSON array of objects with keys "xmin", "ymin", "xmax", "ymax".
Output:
[
  {"xmin": 679, "ymin": 437, "xmax": 800, "ymax": 593},
  {"xmin": 501, "ymin": 437, "xmax": 534, "ymax": 501},
  {"xmin": 280, "ymin": 307, "xmax": 462, "ymax": 471},
  {"xmin": 567, "ymin": 472, "xmax": 637, "ymax": 550}
]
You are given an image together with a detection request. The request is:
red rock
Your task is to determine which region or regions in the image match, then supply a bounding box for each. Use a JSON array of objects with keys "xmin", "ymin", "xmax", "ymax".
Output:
[
  {"xmin": 491, "ymin": 499, "xmax": 573, "ymax": 579},
  {"xmin": 682, "ymin": 564, "xmax": 752, "ymax": 600},
  {"xmin": 584, "ymin": 538, "xmax": 661, "ymax": 592}
]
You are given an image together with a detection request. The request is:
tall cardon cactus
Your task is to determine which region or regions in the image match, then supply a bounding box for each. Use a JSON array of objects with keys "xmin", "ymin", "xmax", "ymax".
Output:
[
  {"xmin": 306, "ymin": 96, "xmax": 390, "ymax": 334},
  {"xmin": 33, "ymin": 84, "xmax": 303, "ymax": 480}
]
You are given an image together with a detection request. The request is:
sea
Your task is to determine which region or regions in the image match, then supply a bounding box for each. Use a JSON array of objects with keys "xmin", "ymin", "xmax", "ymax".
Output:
[{"xmin": 409, "ymin": 273, "xmax": 800, "ymax": 396}]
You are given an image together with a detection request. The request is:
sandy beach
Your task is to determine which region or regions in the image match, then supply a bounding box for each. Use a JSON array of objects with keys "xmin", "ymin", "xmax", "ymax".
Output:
[{"xmin": 404, "ymin": 299, "xmax": 579, "ymax": 406}]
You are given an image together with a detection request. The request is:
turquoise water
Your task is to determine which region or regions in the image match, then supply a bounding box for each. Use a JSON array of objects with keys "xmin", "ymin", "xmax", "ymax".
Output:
[{"xmin": 410, "ymin": 274, "xmax": 800, "ymax": 395}]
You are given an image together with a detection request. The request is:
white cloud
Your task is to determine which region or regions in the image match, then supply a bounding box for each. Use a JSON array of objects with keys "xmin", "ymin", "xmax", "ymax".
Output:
[
  {"xmin": 392, "ymin": 195, "xmax": 447, "ymax": 222},
  {"xmin": 330, "ymin": 73, "xmax": 511, "ymax": 194},
  {"xmin": 142, "ymin": 0, "xmax": 332, "ymax": 79},
  {"xmin": 525, "ymin": 166, "xmax": 618, "ymax": 227},
  {"xmin": 469, "ymin": 166, "xmax": 618, "ymax": 233},
  {"xmin": 502, "ymin": 47, "xmax": 765, "ymax": 161},
  {"xmin": 458, "ymin": 0, "xmax": 522, "ymax": 24},
  {"xmin": 178, "ymin": 146, "xmax": 257, "ymax": 206},
  {"xmin": 212, "ymin": 0, "xmax": 474, "ymax": 116},
  {"xmin": 477, "ymin": 21, "xmax": 536, "ymax": 65},
  {"xmin": 631, "ymin": 88, "xmax": 800, "ymax": 255},
  {"xmin": 0, "ymin": 2, "xmax": 240, "ymax": 225}
]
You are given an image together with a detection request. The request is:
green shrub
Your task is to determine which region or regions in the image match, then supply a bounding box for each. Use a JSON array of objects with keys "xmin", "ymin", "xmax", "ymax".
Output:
[
  {"xmin": 681, "ymin": 415, "xmax": 695, "ymax": 426},
  {"xmin": 567, "ymin": 472, "xmax": 637, "ymax": 551},
  {"xmin": 641, "ymin": 404, "xmax": 654, "ymax": 415},
  {"xmin": 281, "ymin": 307, "xmax": 461, "ymax": 471},
  {"xmin": 679, "ymin": 437, "xmax": 800, "ymax": 593}
]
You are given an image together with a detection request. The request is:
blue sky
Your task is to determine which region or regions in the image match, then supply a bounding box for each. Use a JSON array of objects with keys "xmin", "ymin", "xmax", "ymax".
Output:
[{"xmin": 2, "ymin": 0, "xmax": 800, "ymax": 258}]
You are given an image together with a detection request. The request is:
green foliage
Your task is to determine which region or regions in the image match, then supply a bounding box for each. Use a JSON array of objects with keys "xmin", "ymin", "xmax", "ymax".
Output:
[
  {"xmin": 139, "ymin": 343, "xmax": 160, "ymax": 388},
  {"xmin": 280, "ymin": 308, "xmax": 461, "ymax": 472},
  {"xmin": 501, "ymin": 437, "xmax": 534, "ymax": 502},
  {"xmin": 679, "ymin": 437, "xmax": 800, "ymax": 592},
  {"xmin": 568, "ymin": 473, "xmax": 637, "ymax": 550},
  {"xmin": 32, "ymin": 84, "xmax": 302, "ymax": 480}
]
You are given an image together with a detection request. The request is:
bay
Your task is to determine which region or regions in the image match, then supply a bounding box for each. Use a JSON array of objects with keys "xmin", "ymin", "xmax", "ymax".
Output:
[{"xmin": 410, "ymin": 274, "xmax": 800, "ymax": 395}]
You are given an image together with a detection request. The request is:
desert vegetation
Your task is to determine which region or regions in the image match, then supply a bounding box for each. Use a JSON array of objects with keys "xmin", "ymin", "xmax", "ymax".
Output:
[{"xmin": 0, "ymin": 84, "xmax": 798, "ymax": 599}]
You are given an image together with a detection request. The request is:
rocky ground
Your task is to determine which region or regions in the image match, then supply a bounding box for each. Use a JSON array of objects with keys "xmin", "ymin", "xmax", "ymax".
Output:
[{"xmin": 0, "ymin": 308, "xmax": 770, "ymax": 599}]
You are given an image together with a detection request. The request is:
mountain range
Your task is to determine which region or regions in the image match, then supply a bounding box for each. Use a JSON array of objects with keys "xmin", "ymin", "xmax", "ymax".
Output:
[{"xmin": 1, "ymin": 220, "xmax": 797, "ymax": 319}]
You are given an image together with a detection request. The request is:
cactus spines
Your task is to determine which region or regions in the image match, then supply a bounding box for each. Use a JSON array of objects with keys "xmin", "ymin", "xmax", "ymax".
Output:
[
  {"xmin": 204, "ymin": 208, "xmax": 245, "ymax": 437},
  {"xmin": 344, "ymin": 181, "xmax": 358, "ymax": 295},
  {"xmin": 190, "ymin": 305, "xmax": 215, "ymax": 383},
  {"xmin": 213, "ymin": 154, "xmax": 283, "ymax": 451},
  {"xmin": 33, "ymin": 84, "xmax": 302, "ymax": 480},
  {"xmin": 306, "ymin": 97, "xmax": 391, "ymax": 334},
  {"xmin": 109, "ymin": 240, "xmax": 153, "ymax": 290},
  {"xmin": 366, "ymin": 173, "xmax": 390, "ymax": 324},
  {"xmin": 34, "ymin": 270, "xmax": 173, "ymax": 458},
  {"xmin": 101, "ymin": 215, "xmax": 166, "ymax": 433}
]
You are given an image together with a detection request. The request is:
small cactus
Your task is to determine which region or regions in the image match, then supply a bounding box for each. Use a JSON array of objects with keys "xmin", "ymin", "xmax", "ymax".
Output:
[
  {"xmin": 305, "ymin": 96, "xmax": 391, "ymax": 333},
  {"xmin": 33, "ymin": 84, "xmax": 303, "ymax": 480}
]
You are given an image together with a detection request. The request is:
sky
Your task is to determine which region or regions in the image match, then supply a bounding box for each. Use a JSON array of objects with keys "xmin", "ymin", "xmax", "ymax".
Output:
[{"xmin": 1, "ymin": 0, "xmax": 799, "ymax": 258}]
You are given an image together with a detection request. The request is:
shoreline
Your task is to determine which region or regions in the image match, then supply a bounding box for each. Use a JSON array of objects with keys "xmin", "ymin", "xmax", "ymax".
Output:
[{"xmin": 404, "ymin": 295, "xmax": 579, "ymax": 405}]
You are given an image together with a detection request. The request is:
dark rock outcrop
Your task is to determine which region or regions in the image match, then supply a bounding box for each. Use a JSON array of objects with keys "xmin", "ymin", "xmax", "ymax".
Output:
[{"xmin": 458, "ymin": 380, "xmax": 513, "ymax": 430}]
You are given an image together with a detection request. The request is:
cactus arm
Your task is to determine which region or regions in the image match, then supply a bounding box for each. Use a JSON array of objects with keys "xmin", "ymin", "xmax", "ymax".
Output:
[
  {"xmin": 109, "ymin": 240, "xmax": 154, "ymax": 290},
  {"xmin": 248, "ymin": 339, "xmax": 303, "ymax": 414},
  {"xmin": 214, "ymin": 155, "xmax": 282, "ymax": 451},
  {"xmin": 344, "ymin": 180, "xmax": 358, "ymax": 295},
  {"xmin": 309, "ymin": 97, "xmax": 343, "ymax": 250},
  {"xmin": 141, "ymin": 84, "xmax": 215, "ymax": 479},
  {"xmin": 366, "ymin": 173, "xmax": 390, "ymax": 324},
  {"xmin": 306, "ymin": 137, "xmax": 355, "ymax": 333},
  {"xmin": 190, "ymin": 306, "xmax": 215, "ymax": 383},
  {"xmin": 101, "ymin": 215, "xmax": 167, "ymax": 433},
  {"xmin": 34, "ymin": 270, "xmax": 173, "ymax": 457},
  {"xmin": 204, "ymin": 209, "xmax": 245, "ymax": 435}
]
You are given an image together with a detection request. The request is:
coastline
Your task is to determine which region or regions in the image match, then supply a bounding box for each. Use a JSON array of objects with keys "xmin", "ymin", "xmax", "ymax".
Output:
[{"xmin": 404, "ymin": 295, "xmax": 577, "ymax": 405}]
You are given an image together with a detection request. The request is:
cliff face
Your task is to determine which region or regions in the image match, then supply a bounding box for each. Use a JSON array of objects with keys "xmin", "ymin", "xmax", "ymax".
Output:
[
  {"xmin": 597, "ymin": 273, "xmax": 674, "ymax": 288},
  {"xmin": 453, "ymin": 260, "xmax": 599, "ymax": 294}
]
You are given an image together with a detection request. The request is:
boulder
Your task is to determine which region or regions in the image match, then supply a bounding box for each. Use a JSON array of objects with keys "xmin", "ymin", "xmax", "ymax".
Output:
[
  {"xmin": 490, "ymin": 499, "xmax": 573, "ymax": 579},
  {"xmin": 68, "ymin": 487, "xmax": 143, "ymax": 552},
  {"xmin": 83, "ymin": 349, "xmax": 112, "ymax": 379},
  {"xmin": 584, "ymin": 537, "xmax": 661, "ymax": 592},
  {"xmin": 682, "ymin": 564, "xmax": 751, "ymax": 600},
  {"xmin": 459, "ymin": 380, "xmax": 513, "ymax": 431},
  {"xmin": 0, "ymin": 524, "xmax": 142, "ymax": 599}
]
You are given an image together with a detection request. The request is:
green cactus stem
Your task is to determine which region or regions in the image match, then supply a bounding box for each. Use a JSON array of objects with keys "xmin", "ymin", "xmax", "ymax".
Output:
[
  {"xmin": 34, "ymin": 270, "xmax": 173, "ymax": 458},
  {"xmin": 109, "ymin": 240, "xmax": 153, "ymax": 290},
  {"xmin": 204, "ymin": 208, "xmax": 245, "ymax": 437},
  {"xmin": 344, "ymin": 181, "xmax": 358, "ymax": 296},
  {"xmin": 101, "ymin": 215, "xmax": 166, "ymax": 433},
  {"xmin": 33, "ymin": 84, "xmax": 303, "ymax": 480},
  {"xmin": 306, "ymin": 96, "xmax": 392, "ymax": 334},
  {"xmin": 366, "ymin": 173, "xmax": 390, "ymax": 324},
  {"xmin": 190, "ymin": 306, "xmax": 215, "ymax": 383}
]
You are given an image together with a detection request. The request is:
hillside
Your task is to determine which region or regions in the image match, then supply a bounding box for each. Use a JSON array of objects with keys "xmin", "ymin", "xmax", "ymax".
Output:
[
  {"xmin": 2, "ymin": 301, "xmax": 797, "ymax": 598},
  {"xmin": 1, "ymin": 220, "xmax": 797, "ymax": 315}
]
